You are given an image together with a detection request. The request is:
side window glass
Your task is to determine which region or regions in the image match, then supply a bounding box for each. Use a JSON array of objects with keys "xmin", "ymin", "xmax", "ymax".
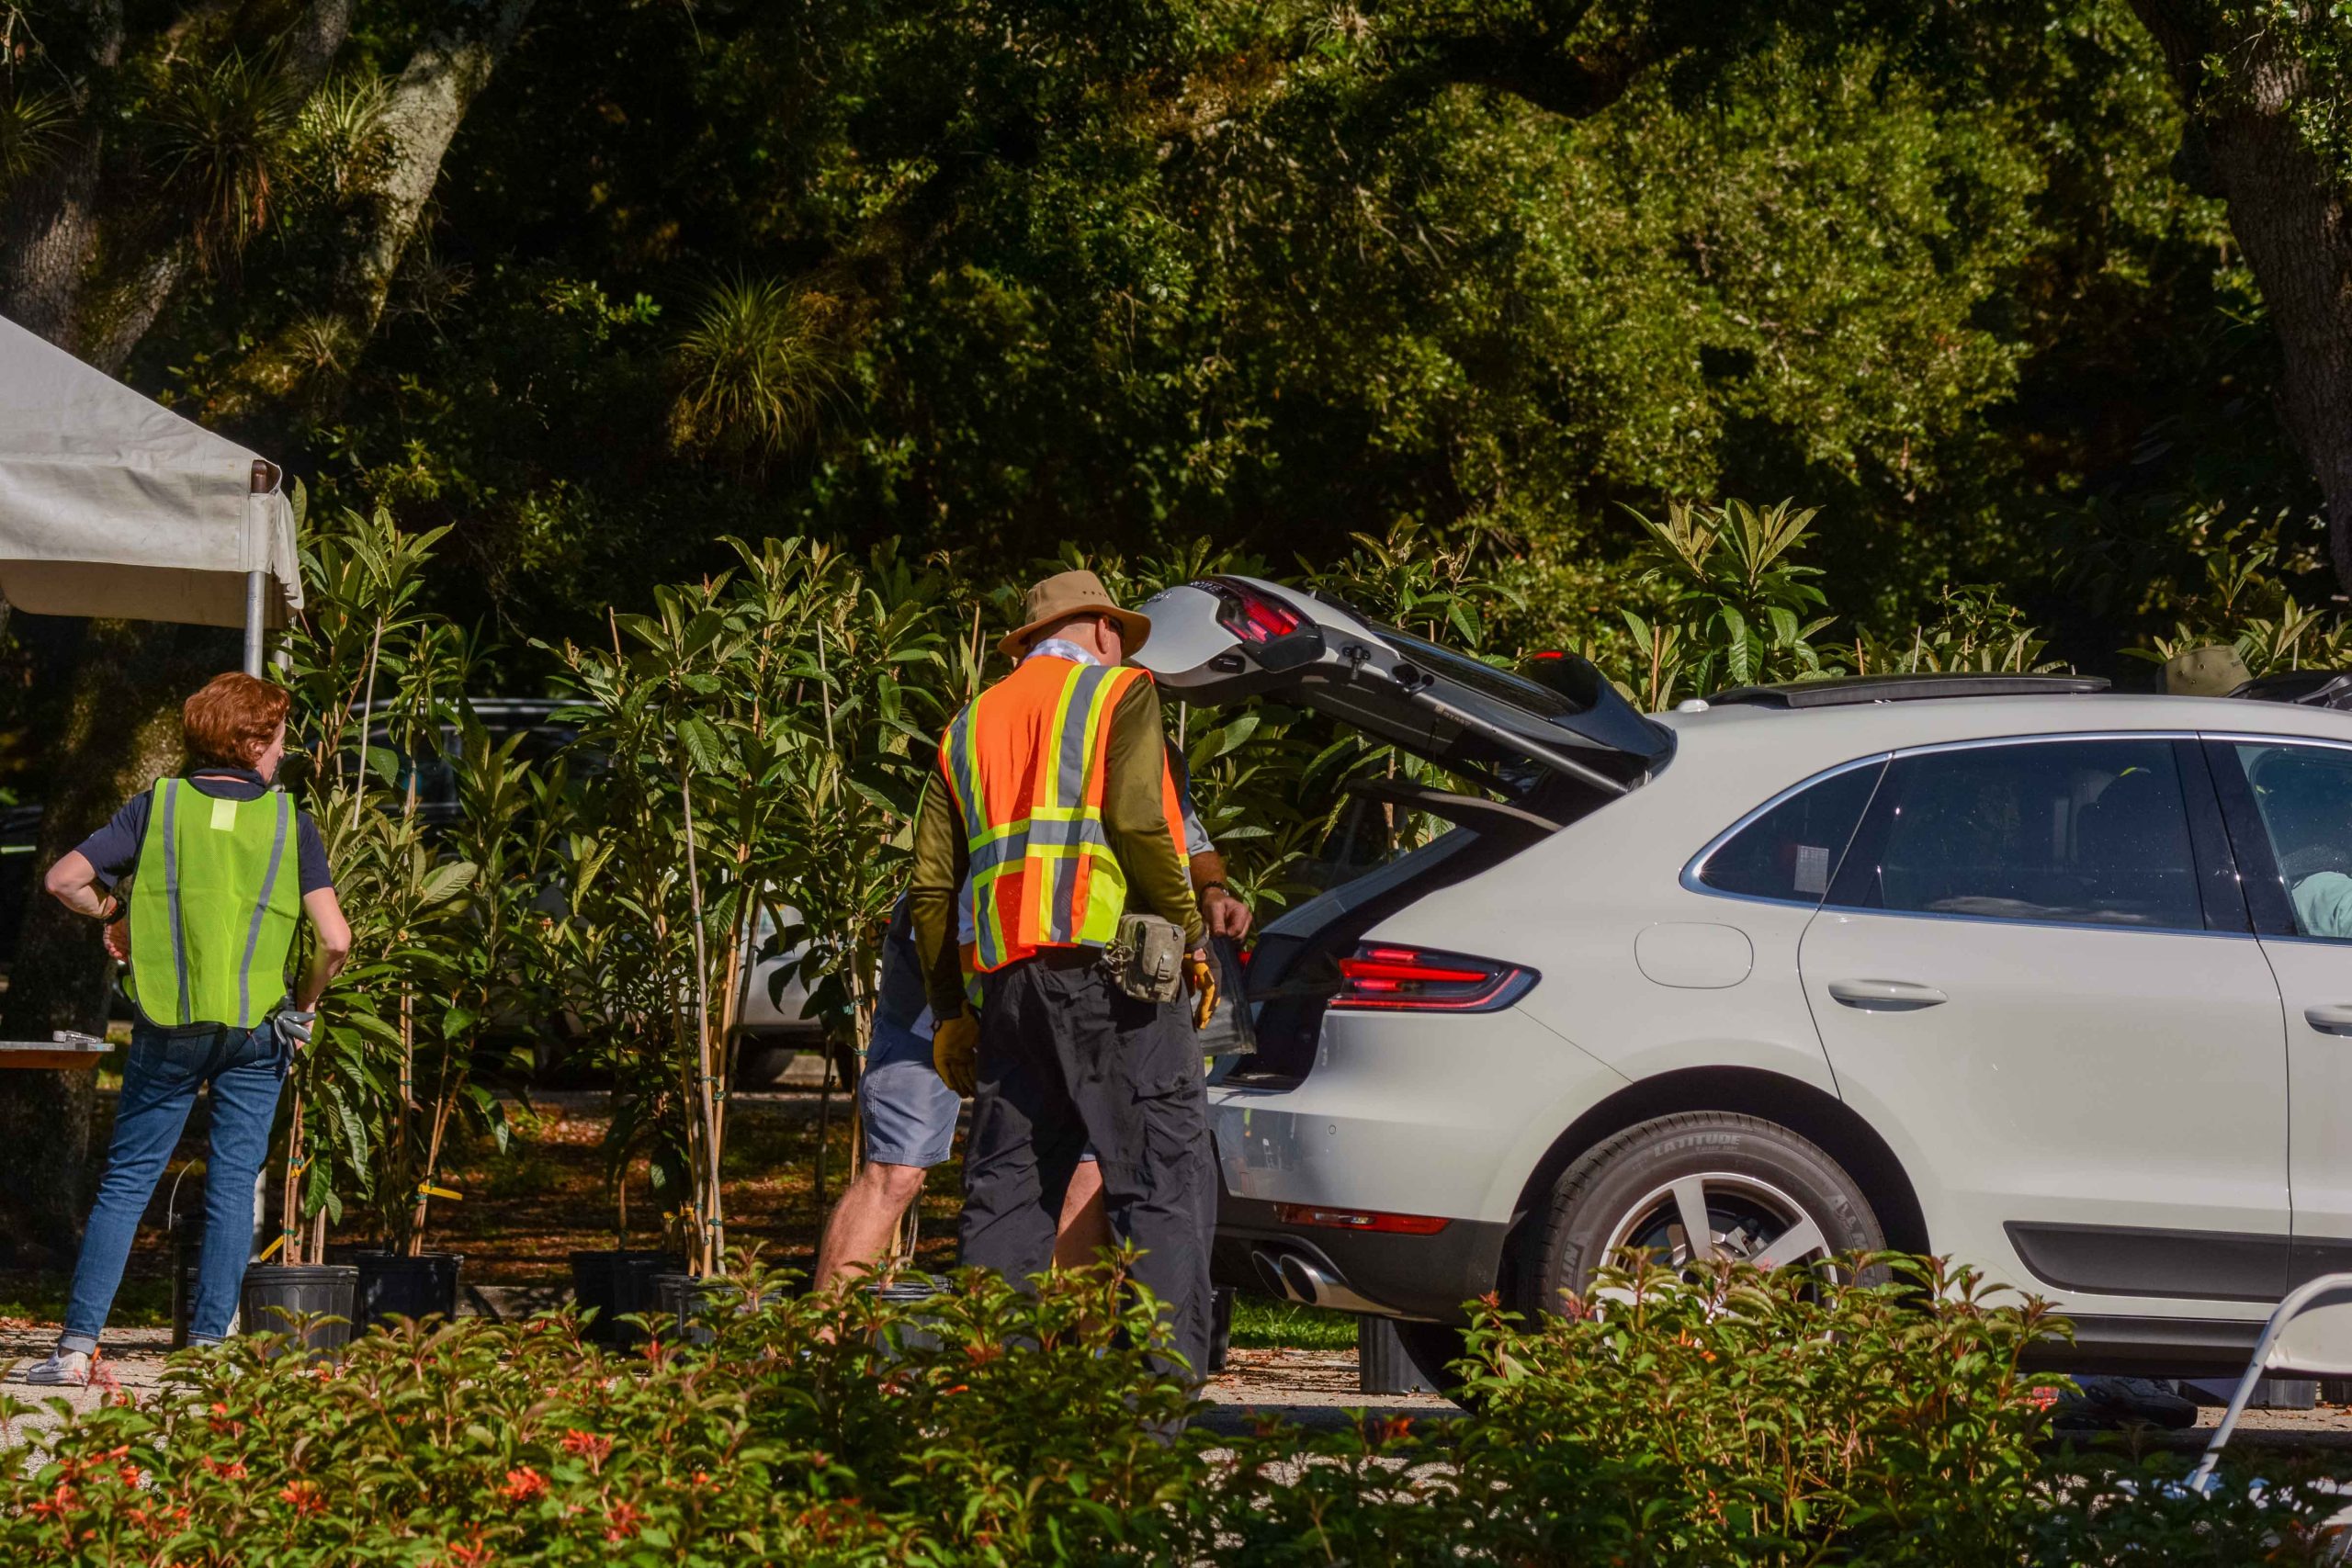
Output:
[
  {"xmin": 2223, "ymin": 742, "xmax": 2352, "ymax": 941},
  {"xmin": 1828, "ymin": 739, "xmax": 2203, "ymax": 931},
  {"xmin": 1698, "ymin": 761, "xmax": 1884, "ymax": 904}
]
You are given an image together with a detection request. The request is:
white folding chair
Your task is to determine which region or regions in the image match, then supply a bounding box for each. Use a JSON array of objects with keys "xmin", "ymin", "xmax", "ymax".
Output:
[{"xmin": 2191, "ymin": 1271, "xmax": 2352, "ymax": 1496}]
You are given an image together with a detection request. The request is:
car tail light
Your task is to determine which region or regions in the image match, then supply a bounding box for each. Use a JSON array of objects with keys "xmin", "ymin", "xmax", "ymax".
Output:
[
  {"xmin": 1197, "ymin": 577, "xmax": 1306, "ymax": 642},
  {"xmin": 1273, "ymin": 1203, "xmax": 1451, "ymax": 1235},
  {"xmin": 1329, "ymin": 942, "xmax": 1535, "ymax": 1012}
]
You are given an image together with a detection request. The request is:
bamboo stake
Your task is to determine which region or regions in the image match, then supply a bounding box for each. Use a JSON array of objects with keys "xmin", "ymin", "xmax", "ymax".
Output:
[
  {"xmin": 711, "ymin": 611, "xmax": 775, "ymax": 1162},
  {"xmin": 280, "ymin": 1094, "xmax": 306, "ymax": 1266},
  {"xmin": 347, "ymin": 618, "xmax": 386, "ymax": 835},
  {"xmin": 680, "ymin": 763, "xmax": 723, "ymax": 1274},
  {"xmin": 812, "ymin": 616, "xmax": 867, "ymax": 1223}
]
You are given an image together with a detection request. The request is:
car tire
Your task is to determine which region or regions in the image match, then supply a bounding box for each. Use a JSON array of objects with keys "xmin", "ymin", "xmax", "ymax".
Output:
[{"xmin": 1520, "ymin": 1111, "xmax": 1884, "ymax": 1317}]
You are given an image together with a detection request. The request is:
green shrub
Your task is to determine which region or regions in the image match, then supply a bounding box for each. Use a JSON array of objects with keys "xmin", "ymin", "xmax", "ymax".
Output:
[{"xmin": 3, "ymin": 1256, "xmax": 2346, "ymax": 1565}]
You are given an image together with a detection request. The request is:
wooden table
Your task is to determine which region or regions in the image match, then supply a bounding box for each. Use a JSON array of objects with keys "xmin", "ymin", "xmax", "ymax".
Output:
[{"xmin": 0, "ymin": 1033, "xmax": 110, "ymax": 1070}]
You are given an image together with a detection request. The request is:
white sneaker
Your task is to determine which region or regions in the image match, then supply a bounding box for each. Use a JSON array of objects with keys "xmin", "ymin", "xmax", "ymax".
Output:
[{"xmin": 21, "ymin": 1348, "xmax": 92, "ymax": 1386}]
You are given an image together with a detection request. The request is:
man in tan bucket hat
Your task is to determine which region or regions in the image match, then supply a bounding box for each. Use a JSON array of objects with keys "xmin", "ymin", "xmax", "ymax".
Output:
[
  {"xmin": 993, "ymin": 568, "xmax": 1155, "ymax": 659},
  {"xmin": 908, "ymin": 566, "xmax": 1220, "ymax": 1375}
]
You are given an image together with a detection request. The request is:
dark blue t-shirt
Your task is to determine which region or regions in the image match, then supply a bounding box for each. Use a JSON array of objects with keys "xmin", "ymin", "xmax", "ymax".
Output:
[{"xmin": 74, "ymin": 768, "xmax": 334, "ymax": 897}]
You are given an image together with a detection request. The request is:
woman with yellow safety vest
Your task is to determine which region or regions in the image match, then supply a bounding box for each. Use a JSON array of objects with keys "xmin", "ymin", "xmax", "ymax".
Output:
[{"xmin": 25, "ymin": 673, "xmax": 350, "ymax": 1386}]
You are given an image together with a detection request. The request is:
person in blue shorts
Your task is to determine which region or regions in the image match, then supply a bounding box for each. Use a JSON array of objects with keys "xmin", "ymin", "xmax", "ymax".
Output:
[{"xmin": 812, "ymin": 895, "xmax": 962, "ymax": 1288}]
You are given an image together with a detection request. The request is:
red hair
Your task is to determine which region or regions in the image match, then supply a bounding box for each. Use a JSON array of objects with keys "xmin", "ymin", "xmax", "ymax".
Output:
[{"xmin": 182, "ymin": 673, "xmax": 291, "ymax": 769}]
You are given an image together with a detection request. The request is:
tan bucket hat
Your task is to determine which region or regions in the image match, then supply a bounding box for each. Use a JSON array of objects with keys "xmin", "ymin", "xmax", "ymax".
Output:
[
  {"xmin": 999, "ymin": 569, "xmax": 1152, "ymax": 658},
  {"xmin": 2163, "ymin": 644, "xmax": 2250, "ymax": 697}
]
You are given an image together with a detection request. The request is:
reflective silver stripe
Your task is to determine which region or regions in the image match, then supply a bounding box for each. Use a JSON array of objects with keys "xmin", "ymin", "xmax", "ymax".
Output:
[
  {"xmin": 967, "ymin": 816, "xmax": 1108, "ymax": 875},
  {"xmin": 236, "ymin": 792, "xmax": 290, "ymax": 1025},
  {"xmin": 161, "ymin": 781, "xmax": 192, "ymax": 1024},
  {"xmin": 1056, "ymin": 664, "xmax": 1112, "ymax": 804},
  {"xmin": 1046, "ymin": 853, "xmax": 1079, "ymax": 943}
]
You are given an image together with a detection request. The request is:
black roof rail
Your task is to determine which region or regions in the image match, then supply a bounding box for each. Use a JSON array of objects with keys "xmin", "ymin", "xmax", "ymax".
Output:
[
  {"xmin": 2231, "ymin": 670, "xmax": 2352, "ymax": 710},
  {"xmin": 1704, "ymin": 673, "xmax": 2110, "ymax": 709}
]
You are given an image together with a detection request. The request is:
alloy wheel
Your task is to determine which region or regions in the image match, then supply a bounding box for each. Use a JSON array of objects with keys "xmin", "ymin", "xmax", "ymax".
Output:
[{"xmin": 1600, "ymin": 1171, "xmax": 1831, "ymax": 1275}]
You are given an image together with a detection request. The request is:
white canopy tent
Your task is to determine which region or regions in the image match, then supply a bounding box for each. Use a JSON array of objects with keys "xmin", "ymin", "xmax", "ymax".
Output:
[{"xmin": 0, "ymin": 312, "xmax": 301, "ymax": 674}]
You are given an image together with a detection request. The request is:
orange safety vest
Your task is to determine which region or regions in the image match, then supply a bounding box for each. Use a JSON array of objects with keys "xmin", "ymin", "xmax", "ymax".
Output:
[{"xmin": 939, "ymin": 656, "xmax": 1187, "ymax": 975}]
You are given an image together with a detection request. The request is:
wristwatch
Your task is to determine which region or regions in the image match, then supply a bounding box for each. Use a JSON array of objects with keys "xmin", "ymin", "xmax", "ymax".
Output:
[
  {"xmin": 1198, "ymin": 879, "xmax": 1231, "ymax": 898},
  {"xmin": 95, "ymin": 893, "xmax": 121, "ymax": 922}
]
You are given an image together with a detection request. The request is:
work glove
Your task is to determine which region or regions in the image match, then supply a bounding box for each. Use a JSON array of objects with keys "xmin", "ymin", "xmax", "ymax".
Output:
[
  {"xmin": 1185, "ymin": 951, "xmax": 1216, "ymax": 1032},
  {"xmin": 275, "ymin": 1007, "xmax": 317, "ymax": 1048},
  {"xmin": 932, "ymin": 1010, "xmax": 980, "ymax": 1097}
]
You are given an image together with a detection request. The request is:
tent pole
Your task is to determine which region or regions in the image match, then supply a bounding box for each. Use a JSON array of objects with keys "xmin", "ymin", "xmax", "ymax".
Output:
[{"xmin": 242, "ymin": 570, "xmax": 266, "ymax": 676}]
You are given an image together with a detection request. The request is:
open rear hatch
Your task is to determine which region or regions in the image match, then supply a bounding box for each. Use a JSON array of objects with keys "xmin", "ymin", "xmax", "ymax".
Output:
[
  {"xmin": 1133, "ymin": 575, "xmax": 1671, "ymax": 1079},
  {"xmin": 1134, "ymin": 575, "xmax": 1668, "ymax": 804}
]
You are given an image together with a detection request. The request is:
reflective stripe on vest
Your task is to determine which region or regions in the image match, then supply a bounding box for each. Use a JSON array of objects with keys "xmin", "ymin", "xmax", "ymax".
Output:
[
  {"xmin": 941, "ymin": 658, "xmax": 1150, "ymax": 975},
  {"xmin": 126, "ymin": 780, "xmax": 301, "ymax": 1030}
]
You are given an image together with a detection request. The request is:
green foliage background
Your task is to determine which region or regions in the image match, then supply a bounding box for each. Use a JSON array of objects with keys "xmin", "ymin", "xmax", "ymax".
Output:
[{"xmin": 26, "ymin": 0, "xmax": 2314, "ymax": 682}]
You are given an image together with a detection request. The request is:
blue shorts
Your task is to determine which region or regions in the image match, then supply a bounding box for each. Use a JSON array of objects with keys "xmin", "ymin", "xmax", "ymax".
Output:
[{"xmin": 858, "ymin": 1013, "xmax": 964, "ymax": 1168}]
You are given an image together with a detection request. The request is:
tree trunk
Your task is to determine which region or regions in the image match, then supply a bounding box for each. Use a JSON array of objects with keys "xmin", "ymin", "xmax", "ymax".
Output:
[
  {"xmin": 0, "ymin": 0, "xmax": 124, "ymax": 354},
  {"xmin": 209, "ymin": 0, "xmax": 537, "ymax": 417},
  {"xmin": 0, "ymin": 0, "xmax": 357, "ymax": 363},
  {"xmin": 2129, "ymin": 2, "xmax": 2352, "ymax": 587},
  {"xmin": 0, "ymin": 621, "xmax": 222, "ymax": 1261}
]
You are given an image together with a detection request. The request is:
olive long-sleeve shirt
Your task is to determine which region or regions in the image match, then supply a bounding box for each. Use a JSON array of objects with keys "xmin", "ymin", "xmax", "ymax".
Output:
[{"xmin": 910, "ymin": 666, "xmax": 1204, "ymax": 1019}]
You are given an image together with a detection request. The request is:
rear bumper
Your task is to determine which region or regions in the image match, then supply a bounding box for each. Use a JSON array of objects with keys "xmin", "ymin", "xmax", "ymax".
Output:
[{"xmin": 1211, "ymin": 1187, "xmax": 1510, "ymax": 1324}]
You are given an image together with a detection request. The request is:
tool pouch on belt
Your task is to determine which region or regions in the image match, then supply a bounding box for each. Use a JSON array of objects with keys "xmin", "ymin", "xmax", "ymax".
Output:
[{"xmin": 1101, "ymin": 912, "xmax": 1185, "ymax": 1003}]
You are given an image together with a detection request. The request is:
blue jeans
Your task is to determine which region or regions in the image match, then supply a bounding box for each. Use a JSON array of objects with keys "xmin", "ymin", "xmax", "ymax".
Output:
[{"xmin": 60, "ymin": 1018, "xmax": 288, "ymax": 1353}]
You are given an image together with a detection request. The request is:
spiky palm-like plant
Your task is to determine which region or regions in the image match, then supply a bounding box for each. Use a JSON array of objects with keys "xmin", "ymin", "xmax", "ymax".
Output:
[
  {"xmin": 669, "ymin": 276, "xmax": 840, "ymax": 467},
  {"xmin": 150, "ymin": 50, "xmax": 305, "ymax": 276},
  {"xmin": 0, "ymin": 86, "xmax": 68, "ymax": 189},
  {"xmin": 290, "ymin": 74, "xmax": 391, "ymax": 201}
]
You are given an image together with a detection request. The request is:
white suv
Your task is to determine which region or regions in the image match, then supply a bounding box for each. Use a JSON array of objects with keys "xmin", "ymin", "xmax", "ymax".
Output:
[{"xmin": 1135, "ymin": 576, "xmax": 2352, "ymax": 1382}]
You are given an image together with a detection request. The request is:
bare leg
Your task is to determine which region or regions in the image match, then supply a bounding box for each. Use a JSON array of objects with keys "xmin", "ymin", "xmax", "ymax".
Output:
[
  {"xmin": 1052, "ymin": 1158, "xmax": 1114, "ymax": 1271},
  {"xmin": 815, "ymin": 1162, "xmax": 929, "ymax": 1292}
]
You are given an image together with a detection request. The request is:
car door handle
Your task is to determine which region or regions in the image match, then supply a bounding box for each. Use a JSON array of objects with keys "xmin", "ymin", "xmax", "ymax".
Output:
[
  {"xmin": 2305, "ymin": 1005, "xmax": 2352, "ymax": 1036},
  {"xmin": 1826, "ymin": 978, "xmax": 1948, "ymax": 1012}
]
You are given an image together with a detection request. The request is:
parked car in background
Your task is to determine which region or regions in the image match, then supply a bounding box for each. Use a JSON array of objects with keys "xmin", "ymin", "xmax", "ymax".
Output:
[
  {"xmin": 1136, "ymin": 575, "xmax": 2352, "ymax": 1388},
  {"xmin": 732, "ymin": 905, "xmax": 827, "ymax": 1089}
]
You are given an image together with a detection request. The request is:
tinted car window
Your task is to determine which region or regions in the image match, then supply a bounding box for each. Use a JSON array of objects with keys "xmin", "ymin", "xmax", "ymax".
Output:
[
  {"xmin": 2222, "ymin": 741, "xmax": 2352, "ymax": 940},
  {"xmin": 1698, "ymin": 761, "xmax": 1884, "ymax": 903},
  {"xmin": 1828, "ymin": 739, "xmax": 2203, "ymax": 931}
]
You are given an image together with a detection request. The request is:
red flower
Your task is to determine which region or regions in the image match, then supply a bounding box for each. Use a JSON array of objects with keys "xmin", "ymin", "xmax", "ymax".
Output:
[
  {"xmin": 500, "ymin": 1466, "xmax": 548, "ymax": 1503},
  {"xmin": 279, "ymin": 1480, "xmax": 326, "ymax": 1517},
  {"xmin": 28, "ymin": 1482, "xmax": 78, "ymax": 1519},
  {"xmin": 604, "ymin": 1501, "xmax": 646, "ymax": 1542},
  {"xmin": 201, "ymin": 1456, "xmax": 247, "ymax": 1480},
  {"xmin": 443, "ymin": 1529, "xmax": 495, "ymax": 1567},
  {"xmin": 560, "ymin": 1429, "xmax": 613, "ymax": 1472}
]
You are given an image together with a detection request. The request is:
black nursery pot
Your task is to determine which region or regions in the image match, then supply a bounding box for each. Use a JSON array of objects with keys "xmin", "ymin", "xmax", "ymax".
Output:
[
  {"xmin": 568, "ymin": 1250, "xmax": 684, "ymax": 1346},
  {"xmin": 866, "ymin": 1275, "xmax": 944, "ymax": 1358},
  {"xmin": 650, "ymin": 1271, "xmax": 718, "ymax": 1347},
  {"xmin": 240, "ymin": 1263, "xmax": 358, "ymax": 1359},
  {"xmin": 355, "ymin": 1250, "xmax": 463, "ymax": 1329}
]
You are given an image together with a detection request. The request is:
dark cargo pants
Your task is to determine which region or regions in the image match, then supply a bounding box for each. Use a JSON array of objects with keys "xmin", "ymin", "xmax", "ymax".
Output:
[{"xmin": 959, "ymin": 949, "xmax": 1216, "ymax": 1377}]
